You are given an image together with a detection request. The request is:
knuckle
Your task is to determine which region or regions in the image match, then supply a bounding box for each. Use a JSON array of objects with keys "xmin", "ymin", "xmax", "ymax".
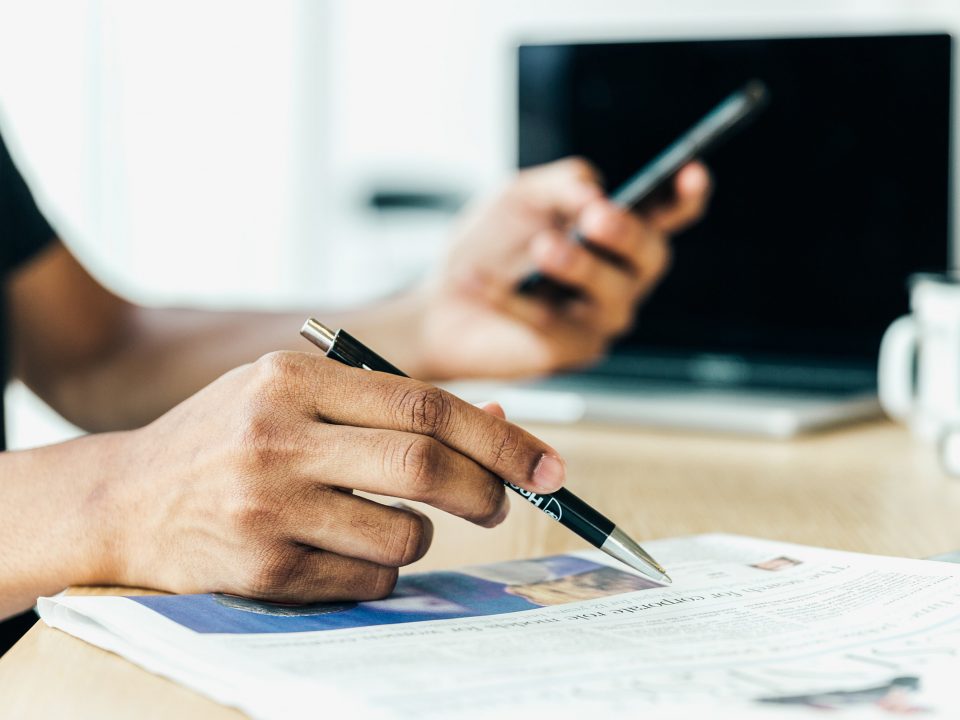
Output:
[
  {"xmin": 393, "ymin": 436, "xmax": 443, "ymax": 497},
  {"xmin": 235, "ymin": 388, "xmax": 312, "ymax": 473},
  {"xmin": 249, "ymin": 351, "xmax": 310, "ymax": 407},
  {"xmin": 236, "ymin": 408, "xmax": 288, "ymax": 471},
  {"xmin": 489, "ymin": 424, "xmax": 523, "ymax": 469},
  {"xmin": 227, "ymin": 483, "xmax": 282, "ymax": 538},
  {"xmin": 474, "ymin": 481, "xmax": 506, "ymax": 527},
  {"xmin": 361, "ymin": 566, "xmax": 399, "ymax": 601},
  {"xmin": 383, "ymin": 514, "xmax": 427, "ymax": 566},
  {"xmin": 395, "ymin": 384, "xmax": 454, "ymax": 438},
  {"xmin": 253, "ymin": 351, "xmax": 301, "ymax": 386},
  {"xmin": 243, "ymin": 544, "xmax": 300, "ymax": 598}
]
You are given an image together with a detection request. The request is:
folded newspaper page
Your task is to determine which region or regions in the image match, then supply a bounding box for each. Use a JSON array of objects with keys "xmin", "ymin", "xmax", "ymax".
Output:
[{"xmin": 38, "ymin": 534, "xmax": 960, "ymax": 719}]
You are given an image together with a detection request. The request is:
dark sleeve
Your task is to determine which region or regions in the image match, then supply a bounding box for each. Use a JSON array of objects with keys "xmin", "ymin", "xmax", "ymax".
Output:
[{"xmin": 0, "ymin": 131, "xmax": 56, "ymax": 274}]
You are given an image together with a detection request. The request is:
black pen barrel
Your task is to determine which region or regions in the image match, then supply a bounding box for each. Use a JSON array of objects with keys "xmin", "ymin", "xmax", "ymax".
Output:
[
  {"xmin": 505, "ymin": 484, "xmax": 614, "ymax": 547},
  {"xmin": 327, "ymin": 329, "xmax": 409, "ymax": 378}
]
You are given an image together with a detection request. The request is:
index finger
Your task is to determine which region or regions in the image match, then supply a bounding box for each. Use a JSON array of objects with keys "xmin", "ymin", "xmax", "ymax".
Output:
[{"xmin": 310, "ymin": 359, "xmax": 566, "ymax": 494}]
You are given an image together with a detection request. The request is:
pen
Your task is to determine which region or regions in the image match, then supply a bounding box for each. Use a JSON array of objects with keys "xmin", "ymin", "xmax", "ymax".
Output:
[{"xmin": 300, "ymin": 317, "xmax": 672, "ymax": 585}]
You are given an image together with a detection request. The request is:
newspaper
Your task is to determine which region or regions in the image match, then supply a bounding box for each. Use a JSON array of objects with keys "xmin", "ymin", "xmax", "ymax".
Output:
[{"xmin": 38, "ymin": 534, "xmax": 960, "ymax": 719}]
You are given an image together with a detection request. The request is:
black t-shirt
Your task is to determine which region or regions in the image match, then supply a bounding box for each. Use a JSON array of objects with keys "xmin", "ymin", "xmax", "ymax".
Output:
[
  {"xmin": 0, "ymin": 135, "xmax": 55, "ymax": 281},
  {"xmin": 0, "ymin": 128, "xmax": 56, "ymax": 654},
  {"xmin": 0, "ymin": 131, "xmax": 56, "ymax": 451}
]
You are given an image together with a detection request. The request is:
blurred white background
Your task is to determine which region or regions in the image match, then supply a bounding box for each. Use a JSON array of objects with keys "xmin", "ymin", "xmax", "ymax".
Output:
[{"xmin": 1, "ymin": 0, "xmax": 959, "ymax": 448}]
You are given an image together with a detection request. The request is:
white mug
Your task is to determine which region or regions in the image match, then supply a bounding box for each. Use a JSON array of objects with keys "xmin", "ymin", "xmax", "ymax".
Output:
[{"xmin": 878, "ymin": 273, "xmax": 960, "ymax": 441}]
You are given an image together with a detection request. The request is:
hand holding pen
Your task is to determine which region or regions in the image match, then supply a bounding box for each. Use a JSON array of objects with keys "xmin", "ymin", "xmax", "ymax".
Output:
[
  {"xmin": 104, "ymin": 345, "xmax": 592, "ymax": 604},
  {"xmin": 302, "ymin": 318, "xmax": 670, "ymax": 583}
]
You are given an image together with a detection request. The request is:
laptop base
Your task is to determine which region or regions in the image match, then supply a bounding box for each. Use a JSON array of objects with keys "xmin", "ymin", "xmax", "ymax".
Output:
[{"xmin": 444, "ymin": 378, "xmax": 881, "ymax": 439}]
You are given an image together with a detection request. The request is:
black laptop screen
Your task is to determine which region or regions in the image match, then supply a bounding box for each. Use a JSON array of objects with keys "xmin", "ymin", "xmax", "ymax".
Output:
[{"xmin": 518, "ymin": 34, "xmax": 952, "ymax": 379}]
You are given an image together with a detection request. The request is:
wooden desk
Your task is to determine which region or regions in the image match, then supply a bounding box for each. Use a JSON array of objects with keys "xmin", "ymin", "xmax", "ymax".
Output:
[{"xmin": 2, "ymin": 421, "xmax": 959, "ymax": 718}]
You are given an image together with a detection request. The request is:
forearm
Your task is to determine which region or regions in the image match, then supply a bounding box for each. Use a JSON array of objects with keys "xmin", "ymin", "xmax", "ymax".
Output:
[
  {"xmin": 49, "ymin": 289, "xmax": 430, "ymax": 432},
  {"xmin": 0, "ymin": 432, "xmax": 126, "ymax": 619}
]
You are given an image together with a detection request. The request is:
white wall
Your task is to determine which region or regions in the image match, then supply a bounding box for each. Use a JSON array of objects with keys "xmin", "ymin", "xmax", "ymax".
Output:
[
  {"xmin": 320, "ymin": 0, "xmax": 960, "ymax": 268},
  {"xmin": 0, "ymin": 0, "xmax": 328, "ymax": 308},
  {"xmin": 2, "ymin": 0, "xmax": 959, "ymax": 448}
]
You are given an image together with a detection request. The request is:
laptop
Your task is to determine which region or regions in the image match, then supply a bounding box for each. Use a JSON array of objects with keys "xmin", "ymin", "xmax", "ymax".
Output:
[{"xmin": 452, "ymin": 33, "xmax": 953, "ymax": 437}]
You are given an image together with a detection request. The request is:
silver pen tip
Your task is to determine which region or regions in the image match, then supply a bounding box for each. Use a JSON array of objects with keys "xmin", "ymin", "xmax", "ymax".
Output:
[
  {"xmin": 300, "ymin": 318, "xmax": 336, "ymax": 353},
  {"xmin": 633, "ymin": 561, "xmax": 671, "ymax": 585},
  {"xmin": 601, "ymin": 526, "xmax": 672, "ymax": 585}
]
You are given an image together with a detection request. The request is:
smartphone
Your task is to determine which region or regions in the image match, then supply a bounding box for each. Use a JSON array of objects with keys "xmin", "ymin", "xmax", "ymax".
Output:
[{"xmin": 517, "ymin": 79, "xmax": 770, "ymax": 302}]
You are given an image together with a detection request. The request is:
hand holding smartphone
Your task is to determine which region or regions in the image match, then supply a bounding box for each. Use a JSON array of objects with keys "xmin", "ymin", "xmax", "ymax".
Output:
[{"xmin": 517, "ymin": 80, "xmax": 769, "ymax": 302}]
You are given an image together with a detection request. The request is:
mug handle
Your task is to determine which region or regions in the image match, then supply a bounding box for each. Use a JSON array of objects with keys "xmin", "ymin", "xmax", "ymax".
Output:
[{"xmin": 878, "ymin": 315, "xmax": 918, "ymax": 420}]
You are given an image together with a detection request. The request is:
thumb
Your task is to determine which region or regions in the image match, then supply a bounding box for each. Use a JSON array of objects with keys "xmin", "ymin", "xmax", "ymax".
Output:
[{"xmin": 475, "ymin": 400, "xmax": 507, "ymax": 420}]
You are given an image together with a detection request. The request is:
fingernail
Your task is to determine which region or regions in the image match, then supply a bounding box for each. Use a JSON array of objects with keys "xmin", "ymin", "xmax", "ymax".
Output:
[
  {"xmin": 532, "ymin": 453, "xmax": 566, "ymax": 492},
  {"xmin": 485, "ymin": 402, "xmax": 507, "ymax": 419},
  {"xmin": 681, "ymin": 163, "xmax": 709, "ymax": 194}
]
